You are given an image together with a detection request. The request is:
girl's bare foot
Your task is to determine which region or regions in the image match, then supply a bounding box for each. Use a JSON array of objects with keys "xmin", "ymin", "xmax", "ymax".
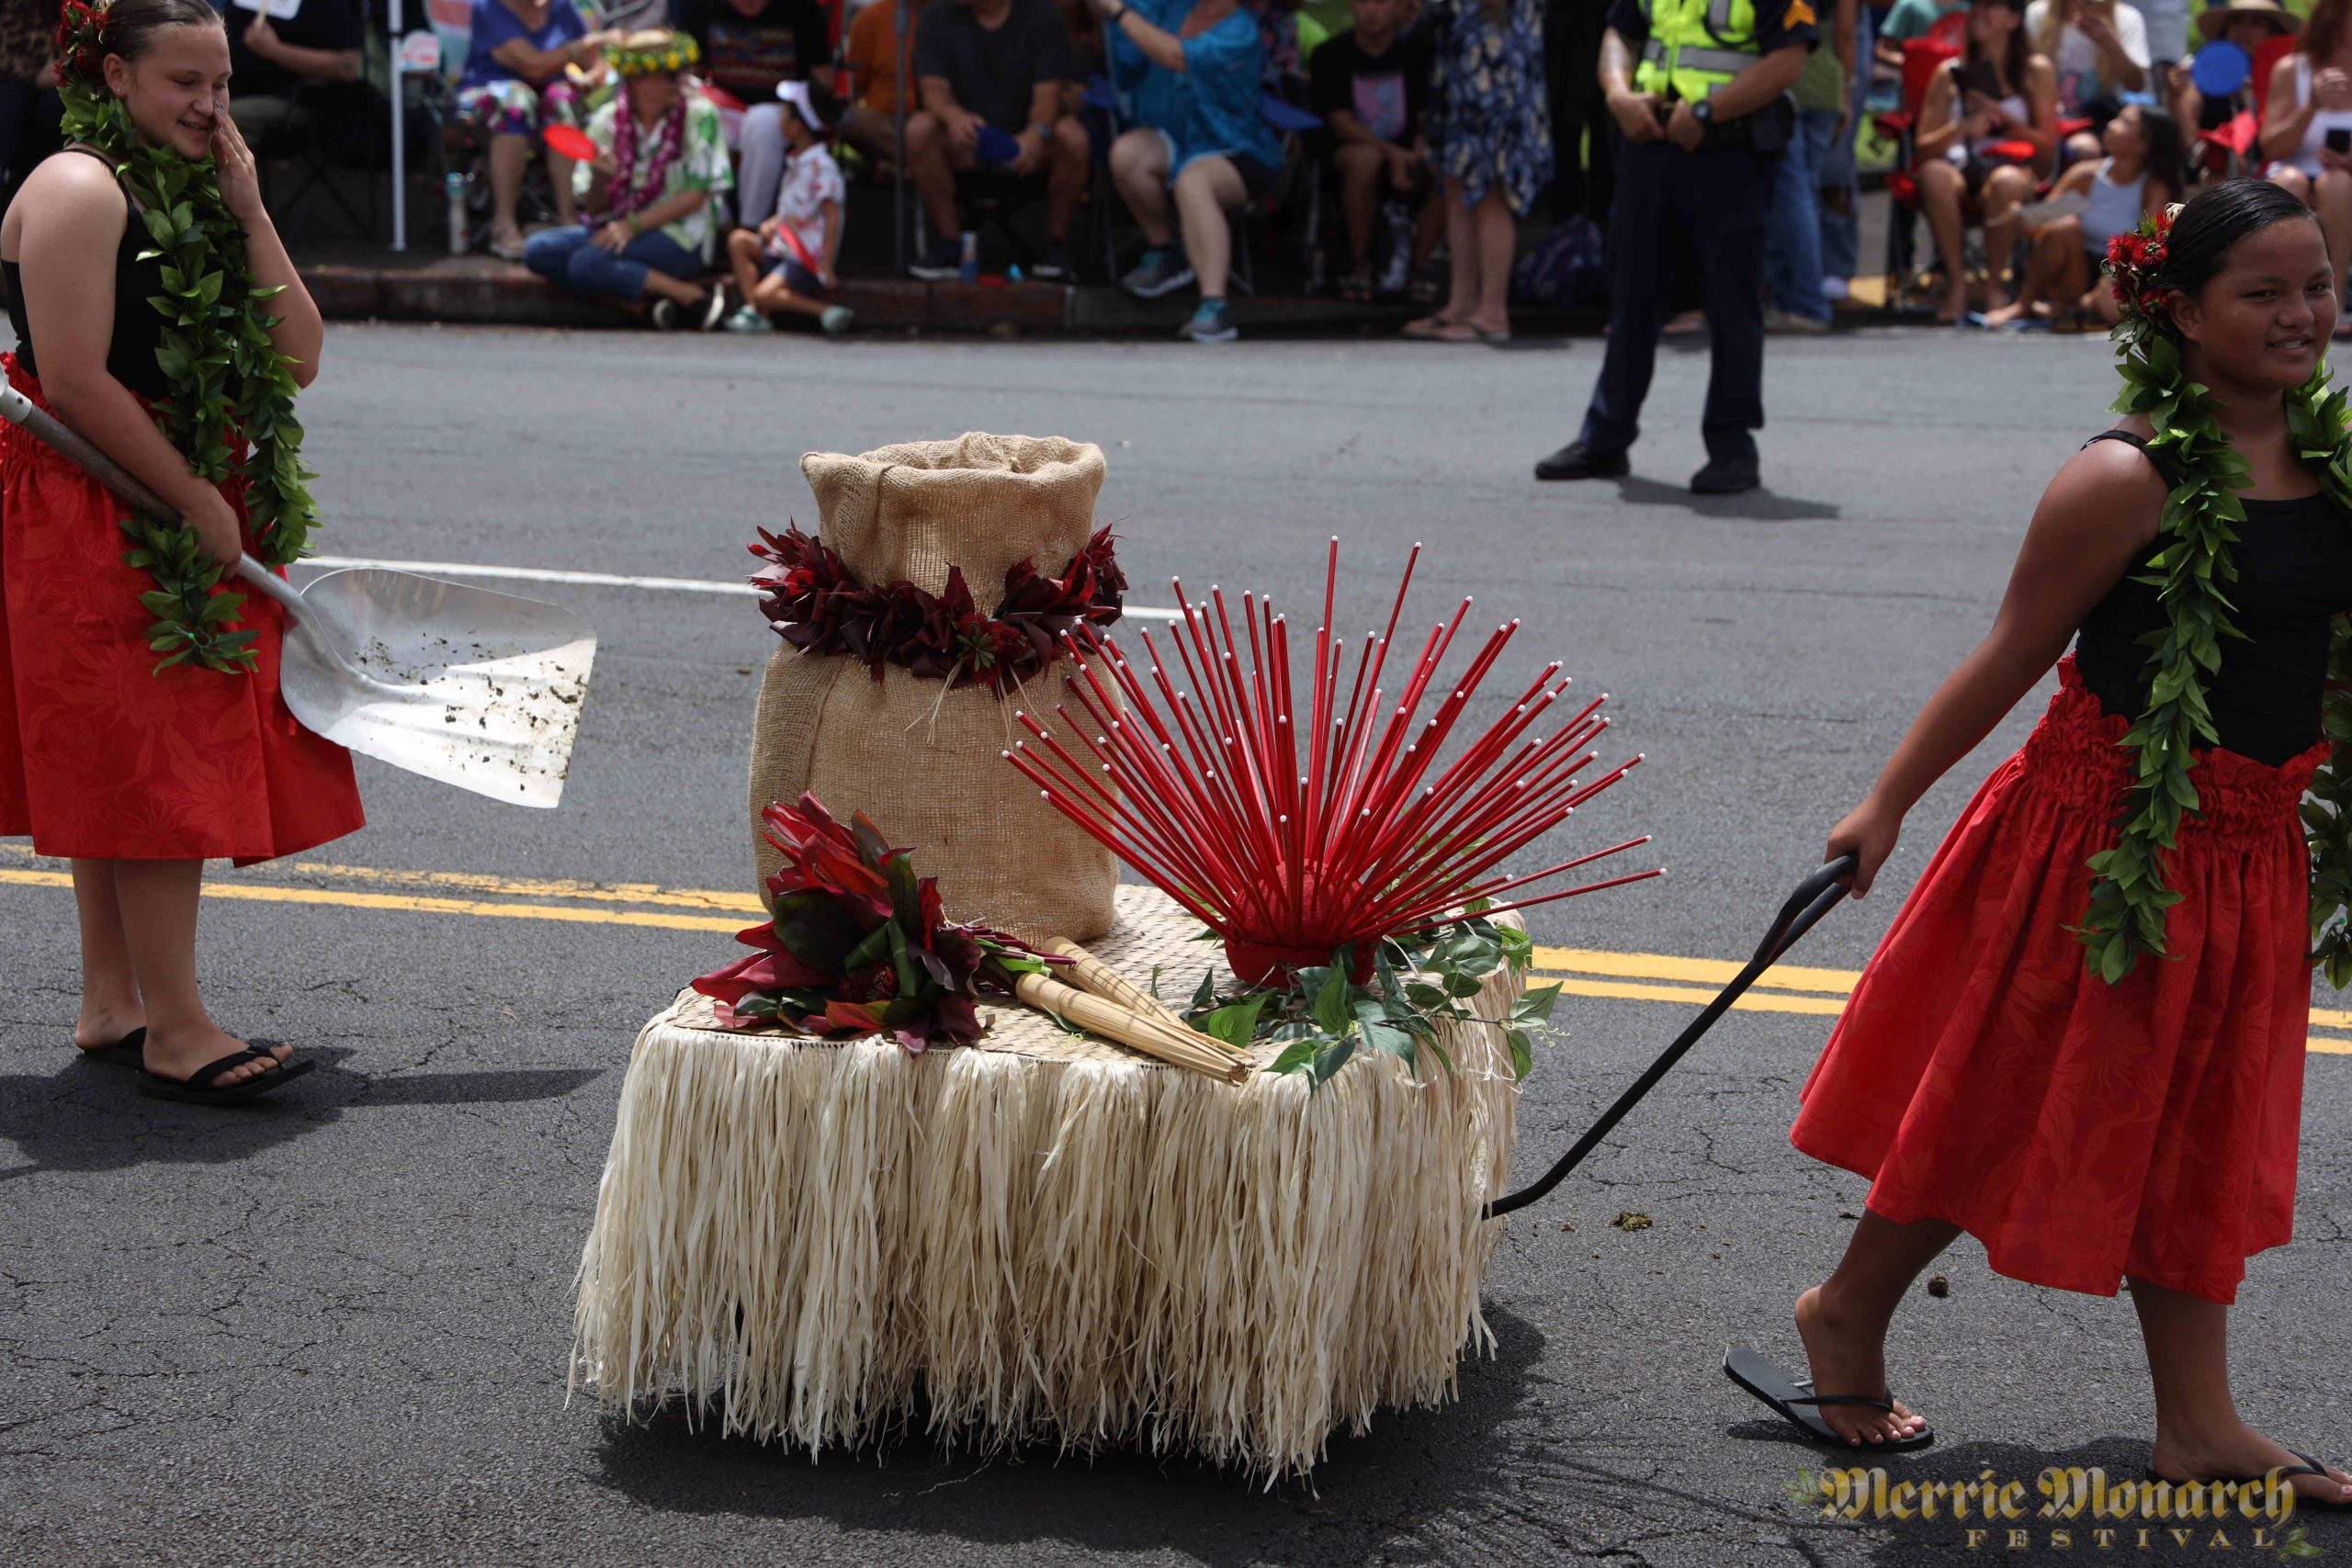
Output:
[
  {"xmin": 2152, "ymin": 1422, "xmax": 2352, "ymax": 1506},
  {"xmin": 141, "ymin": 1022, "xmax": 287, "ymax": 1086},
  {"xmin": 1980, "ymin": 299, "xmax": 2033, "ymax": 327},
  {"xmin": 1793, "ymin": 1282, "xmax": 1932, "ymax": 1446}
]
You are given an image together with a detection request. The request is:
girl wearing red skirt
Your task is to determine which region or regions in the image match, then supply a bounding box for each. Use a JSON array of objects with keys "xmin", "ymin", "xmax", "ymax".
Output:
[
  {"xmin": 1728, "ymin": 178, "xmax": 2352, "ymax": 1508},
  {"xmin": 0, "ymin": 0, "xmax": 362, "ymax": 1101}
]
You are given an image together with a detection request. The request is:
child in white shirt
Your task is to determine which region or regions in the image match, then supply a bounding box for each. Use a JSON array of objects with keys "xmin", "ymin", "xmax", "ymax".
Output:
[{"xmin": 724, "ymin": 81, "xmax": 853, "ymax": 334}]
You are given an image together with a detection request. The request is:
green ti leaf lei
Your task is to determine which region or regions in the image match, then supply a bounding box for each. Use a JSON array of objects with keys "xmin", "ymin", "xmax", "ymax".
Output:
[
  {"xmin": 54, "ymin": 7, "xmax": 317, "ymax": 674},
  {"xmin": 2084, "ymin": 209, "xmax": 2352, "ymax": 986}
]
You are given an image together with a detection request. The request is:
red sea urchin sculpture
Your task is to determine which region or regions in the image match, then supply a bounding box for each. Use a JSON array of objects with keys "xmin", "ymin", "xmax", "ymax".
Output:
[{"xmin": 1002, "ymin": 541, "xmax": 1661, "ymax": 988}]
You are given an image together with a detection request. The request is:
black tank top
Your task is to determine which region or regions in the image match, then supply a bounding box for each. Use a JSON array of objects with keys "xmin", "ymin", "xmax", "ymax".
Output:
[
  {"xmin": 2073, "ymin": 428, "xmax": 2352, "ymax": 766},
  {"xmin": 2, "ymin": 147, "xmax": 171, "ymax": 403}
]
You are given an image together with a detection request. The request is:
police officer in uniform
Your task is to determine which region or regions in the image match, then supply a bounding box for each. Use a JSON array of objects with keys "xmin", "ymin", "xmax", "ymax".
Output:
[{"xmin": 1533, "ymin": 0, "xmax": 1817, "ymax": 494}]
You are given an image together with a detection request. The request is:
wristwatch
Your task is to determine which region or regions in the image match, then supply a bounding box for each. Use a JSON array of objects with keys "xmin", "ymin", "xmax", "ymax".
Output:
[
  {"xmin": 1029, "ymin": 121, "xmax": 1055, "ymax": 141},
  {"xmin": 1691, "ymin": 98, "xmax": 1713, "ymax": 125}
]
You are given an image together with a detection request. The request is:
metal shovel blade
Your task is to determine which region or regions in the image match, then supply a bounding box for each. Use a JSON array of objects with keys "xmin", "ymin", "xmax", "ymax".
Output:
[{"xmin": 275, "ymin": 566, "xmax": 596, "ymax": 809}]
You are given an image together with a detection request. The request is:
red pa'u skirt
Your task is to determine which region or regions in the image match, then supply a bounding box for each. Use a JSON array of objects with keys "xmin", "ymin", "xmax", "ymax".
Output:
[
  {"xmin": 1790, "ymin": 653, "xmax": 2324, "ymax": 1306},
  {"xmin": 0, "ymin": 355, "xmax": 364, "ymax": 862}
]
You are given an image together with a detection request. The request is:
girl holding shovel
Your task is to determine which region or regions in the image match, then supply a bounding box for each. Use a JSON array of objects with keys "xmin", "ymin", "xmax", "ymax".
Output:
[
  {"xmin": 1731, "ymin": 178, "xmax": 2352, "ymax": 1508},
  {"xmin": 0, "ymin": 0, "xmax": 360, "ymax": 1102}
]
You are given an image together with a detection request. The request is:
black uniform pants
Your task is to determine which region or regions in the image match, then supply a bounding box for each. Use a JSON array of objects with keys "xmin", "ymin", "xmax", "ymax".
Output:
[{"xmin": 1577, "ymin": 133, "xmax": 1775, "ymax": 465}]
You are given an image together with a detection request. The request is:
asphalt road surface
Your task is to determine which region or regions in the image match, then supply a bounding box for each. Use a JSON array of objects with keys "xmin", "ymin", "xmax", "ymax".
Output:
[{"xmin": 4, "ymin": 323, "xmax": 2346, "ymax": 1567}]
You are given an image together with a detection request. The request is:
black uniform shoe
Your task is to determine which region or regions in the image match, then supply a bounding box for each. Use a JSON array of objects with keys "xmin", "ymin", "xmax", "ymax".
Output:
[
  {"xmin": 1532, "ymin": 441, "xmax": 1631, "ymax": 481},
  {"xmin": 1690, "ymin": 454, "xmax": 1759, "ymax": 494}
]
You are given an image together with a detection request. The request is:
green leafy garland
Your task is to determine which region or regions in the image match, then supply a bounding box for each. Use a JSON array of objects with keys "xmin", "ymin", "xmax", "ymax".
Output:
[
  {"xmin": 53, "ymin": 0, "xmax": 317, "ymax": 673},
  {"xmin": 2088, "ymin": 209, "xmax": 2352, "ymax": 985},
  {"xmin": 1176, "ymin": 909, "xmax": 1563, "ymax": 1090}
]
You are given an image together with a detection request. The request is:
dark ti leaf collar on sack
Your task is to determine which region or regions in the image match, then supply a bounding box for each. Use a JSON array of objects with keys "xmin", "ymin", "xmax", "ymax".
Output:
[{"xmin": 749, "ymin": 525, "xmax": 1126, "ymax": 697}]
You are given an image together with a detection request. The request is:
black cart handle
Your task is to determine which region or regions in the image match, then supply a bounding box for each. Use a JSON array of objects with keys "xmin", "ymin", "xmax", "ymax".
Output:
[{"xmin": 1482, "ymin": 852, "xmax": 1860, "ymax": 1221}]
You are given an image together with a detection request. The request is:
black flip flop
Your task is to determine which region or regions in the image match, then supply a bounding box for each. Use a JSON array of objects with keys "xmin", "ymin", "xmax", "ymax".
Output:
[
  {"xmin": 2146, "ymin": 1451, "xmax": 2352, "ymax": 1510},
  {"xmin": 137, "ymin": 1046, "xmax": 313, "ymax": 1105},
  {"xmin": 1724, "ymin": 1342, "xmax": 1935, "ymax": 1451},
  {"xmin": 73, "ymin": 1026, "xmax": 147, "ymax": 1069}
]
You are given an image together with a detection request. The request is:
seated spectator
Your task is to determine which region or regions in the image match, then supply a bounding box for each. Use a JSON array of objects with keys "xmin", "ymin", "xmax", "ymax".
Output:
[
  {"xmin": 2259, "ymin": 0, "xmax": 2352, "ymax": 329},
  {"xmin": 1877, "ymin": 0, "xmax": 1965, "ymax": 71},
  {"xmin": 1914, "ymin": 0, "xmax": 2056, "ymax": 323},
  {"xmin": 1093, "ymin": 0, "xmax": 1281, "ymax": 343},
  {"xmin": 2024, "ymin": 0, "xmax": 2150, "ymax": 162},
  {"xmin": 724, "ymin": 79, "xmax": 857, "ymax": 333},
  {"xmin": 1404, "ymin": 0, "xmax": 1550, "ymax": 343},
  {"xmin": 525, "ymin": 29, "xmax": 734, "ymax": 327},
  {"xmin": 682, "ymin": 0, "xmax": 834, "ymax": 223},
  {"xmin": 840, "ymin": 0, "xmax": 917, "ymax": 170},
  {"xmin": 1244, "ymin": 0, "xmax": 1302, "ymax": 90},
  {"xmin": 1310, "ymin": 0, "xmax": 1436, "ymax": 302},
  {"xmin": 902, "ymin": 0, "xmax": 1088, "ymax": 281},
  {"xmin": 458, "ymin": 0, "xmax": 616, "ymax": 257},
  {"xmin": 226, "ymin": 0, "xmax": 364, "ymax": 142},
  {"xmin": 2170, "ymin": 0, "xmax": 2295, "ymax": 135},
  {"xmin": 1984, "ymin": 100, "xmax": 2180, "ymax": 325}
]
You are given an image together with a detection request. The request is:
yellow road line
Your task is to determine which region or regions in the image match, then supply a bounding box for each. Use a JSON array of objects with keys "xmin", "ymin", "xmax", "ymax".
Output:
[
  {"xmin": 1533, "ymin": 944, "xmax": 1860, "ymax": 996},
  {"xmin": 2, "ymin": 855, "xmax": 2345, "ymax": 1054},
  {"xmin": 0, "ymin": 868, "xmax": 747, "ymax": 933}
]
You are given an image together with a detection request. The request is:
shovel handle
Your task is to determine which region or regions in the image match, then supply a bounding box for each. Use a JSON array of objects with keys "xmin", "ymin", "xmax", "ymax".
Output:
[{"xmin": 0, "ymin": 383, "xmax": 302, "ymax": 626}]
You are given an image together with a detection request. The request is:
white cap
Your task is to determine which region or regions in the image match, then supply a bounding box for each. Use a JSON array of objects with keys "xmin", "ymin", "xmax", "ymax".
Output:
[{"xmin": 776, "ymin": 79, "xmax": 827, "ymax": 133}]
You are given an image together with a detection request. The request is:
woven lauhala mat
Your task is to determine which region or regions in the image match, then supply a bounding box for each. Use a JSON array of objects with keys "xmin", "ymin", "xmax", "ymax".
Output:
[{"xmin": 571, "ymin": 886, "xmax": 1524, "ymax": 1480}]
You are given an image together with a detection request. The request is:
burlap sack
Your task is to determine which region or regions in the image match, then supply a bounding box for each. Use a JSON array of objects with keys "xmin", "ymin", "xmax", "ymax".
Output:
[{"xmin": 746, "ymin": 433, "xmax": 1118, "ymax": 943}]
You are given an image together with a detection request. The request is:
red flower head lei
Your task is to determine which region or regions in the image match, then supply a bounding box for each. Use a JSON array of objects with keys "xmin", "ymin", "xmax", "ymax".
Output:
[
  {"xmin": 2102, "ymin": 204, "xmax": 2177, "ymax": 326},
  {"xmin": 750, "ymin": 524, "xmax": 1125, "ymax": 697},
  {"xmin": 692, "ymin": 794, "xmax": 1058, "ymax": 1048},
  {"xmin": 49, "ymin": 0, "xmax": 321, "ymax": 677},
  {"xmin": 2086, "ymin": 200, "xmax": 2352, "ymax": 987},
  {"xmin": 54, "ymin": 0, "xmax": 106, "ymax": 83}
]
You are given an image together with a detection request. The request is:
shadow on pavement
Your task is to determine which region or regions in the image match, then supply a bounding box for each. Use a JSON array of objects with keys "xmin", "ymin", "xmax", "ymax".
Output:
[
  {"xmin": 1611, "ymin": 475, "xmax": 1842, "ymax": 523},
  {"xmin": 0, "ymin": 1053, "xmax": 601, "ymax": 1179},
  {"xmin": 584, "ymin": 1305, "xmax": 1552, "ymax": 1564}
]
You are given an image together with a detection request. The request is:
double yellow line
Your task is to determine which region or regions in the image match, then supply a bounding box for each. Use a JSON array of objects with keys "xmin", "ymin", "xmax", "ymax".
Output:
[{"xmin": 3, "ymin": 848, "xmax": 2346, "ymax": 1055}]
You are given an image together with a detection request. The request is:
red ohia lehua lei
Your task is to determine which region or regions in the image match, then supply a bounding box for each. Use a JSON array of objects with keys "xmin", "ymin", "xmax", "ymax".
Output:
[{"xmin": 750, "ymin": 524, "xmax": 1125, "ymax": 696}]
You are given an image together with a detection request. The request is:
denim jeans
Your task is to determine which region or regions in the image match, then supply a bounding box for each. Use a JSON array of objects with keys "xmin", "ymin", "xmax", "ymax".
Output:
[
  {"xmin": 1765, "ymin": 107, "xmax": 1839, "ymax": 319},
  {"xmin": 524, "ymin": 223, "xmax": 702, "ymax": 300},
  {"xmin": 1817, "ymin": 2, "xmax": 1873, "ymax": 283}
]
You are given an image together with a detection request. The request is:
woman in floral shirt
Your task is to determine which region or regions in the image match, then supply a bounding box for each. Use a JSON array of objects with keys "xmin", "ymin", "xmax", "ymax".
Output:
[
  {"xmin": 524, "ymin": 28, "xmax": 733, "ymax": 328},
  {"xmin": 1405, "ymin": 0, "xmax": 1551, "ymax": 342}
]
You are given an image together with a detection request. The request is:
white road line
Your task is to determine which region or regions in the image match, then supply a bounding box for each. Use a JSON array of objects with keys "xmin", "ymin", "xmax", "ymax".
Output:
[{"xmin": 298, "ymin": 556, "xmax": 1184, "ymax": 620}]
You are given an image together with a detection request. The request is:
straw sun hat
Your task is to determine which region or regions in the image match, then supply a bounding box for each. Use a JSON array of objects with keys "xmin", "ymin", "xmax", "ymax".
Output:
[{"xmin": 2197, "ymin": 0, "xmax": 2299, "ymax": 44}]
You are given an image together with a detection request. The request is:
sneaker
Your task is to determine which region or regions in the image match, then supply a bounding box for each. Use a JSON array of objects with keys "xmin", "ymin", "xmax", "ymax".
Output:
[
  {"xmin": 819, "ymin": 304, "xmax": 855, "ymax": 337},
  {"xmin": 648, "ymin": 298, "xmax": 680, "ymax": 331},
  {"xmin": 1180, "ymin": 298, "xmax": 1238, "ymax": 343},
  {"xmin": 908, "ymin": 236, "xmax": 963, "ymax": 280},
  {"xmin": 722, "ymin": 304, "xmax": 775, "ymax": 333},
  {"xmin": 1122, "ymin": 247, "xmax": 1194, "ymax": 299},
  {"xmin": 1032, "ymin": 241, "xmax": 1075, "ymax": 281},
  {"xmin": 1763, "ymin": 307, "xmax": 1830, "ymax": 335},
  {"xmin": 695, "ymin": 288, "xmax": 729, "ymax": 331}
]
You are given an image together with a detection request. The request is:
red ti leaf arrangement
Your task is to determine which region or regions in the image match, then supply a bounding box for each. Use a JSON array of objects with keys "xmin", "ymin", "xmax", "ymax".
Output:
[
  {"xmin": 1003, "ymin": 541, "xmax": 1661, "ymax": 988},
  {"xmin": 750, "ymin": 524, "xmax": 1126, "ymax": 697},
  {"xmin": 692, "ymin": 794, "xmax": 1056, "ymax": 1049}
]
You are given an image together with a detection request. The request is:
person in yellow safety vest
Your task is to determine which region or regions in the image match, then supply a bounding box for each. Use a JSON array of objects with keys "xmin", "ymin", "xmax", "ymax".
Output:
[{"xmin": 1534, "ymin": 0, "xmax": 1816, "ymax": 495}]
